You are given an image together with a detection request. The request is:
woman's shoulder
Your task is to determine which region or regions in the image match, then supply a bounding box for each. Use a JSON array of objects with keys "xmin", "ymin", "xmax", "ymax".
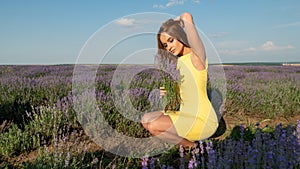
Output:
[{"xmin": 178, "ymin": 52, "xmax": 192, "ymax": 60}]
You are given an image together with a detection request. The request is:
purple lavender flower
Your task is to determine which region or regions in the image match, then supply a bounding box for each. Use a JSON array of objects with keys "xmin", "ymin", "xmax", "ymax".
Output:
[
  {"xmin": 179, "ymin": 144, "xmax": 185, "ymax": 169},
  {"xmin": 297, "ymin": 120, "xmax": 300, "ymax": 143},
  {"xmin": 188, "ymin": 158, "xmax": 195, "ymax": 169},
  {"xmin": 206, "ymin": 141, "xmax": 216, "ymax": 169},
  {"xmin": 191, "ymin": 145, "xmax": 199, "ymax": 168},
  {"xmin": 179, "ymin": 144, "xmax": 184, "ymax": 158},
  {"xmin": 142, "ymin": 156, "xmax": 149, "ymax": 169},
  {"xmin": 198, "ymin": 141, "xmax": 204, "ymax": 155},
  {"xmin": 150, "ymin": 157, "xmax": 155, "ymax": 169}
]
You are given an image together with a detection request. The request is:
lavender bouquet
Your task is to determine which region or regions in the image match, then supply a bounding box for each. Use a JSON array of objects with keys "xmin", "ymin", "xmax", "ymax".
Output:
[{"xmin": 155, "ymin": 52, "xmax": 182, "ymax": 112}]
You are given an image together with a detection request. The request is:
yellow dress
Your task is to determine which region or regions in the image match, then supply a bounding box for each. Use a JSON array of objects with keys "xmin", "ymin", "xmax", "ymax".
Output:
[{"xmin": 167, "ymin": 53, "xmax": 219, "ymax": 141}]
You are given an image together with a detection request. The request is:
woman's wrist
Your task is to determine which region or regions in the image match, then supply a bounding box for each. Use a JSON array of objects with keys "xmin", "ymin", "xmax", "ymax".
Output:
[{"xmin": 179, "ymin": 17, "xmax": 185, "ymax": 28}]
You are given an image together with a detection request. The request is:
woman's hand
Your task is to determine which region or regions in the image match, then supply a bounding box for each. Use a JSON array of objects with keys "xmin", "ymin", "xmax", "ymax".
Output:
[
  {"xmin": 174, "ymin": 12, "xmax": 194, "ymax": 27},
  {"xmin": 160, "ymin": 86, "xmax": 167, "ymax": 98},
  {"xmin": 180, "ymin": 12, "xmax": 193, "ymax": 23}
]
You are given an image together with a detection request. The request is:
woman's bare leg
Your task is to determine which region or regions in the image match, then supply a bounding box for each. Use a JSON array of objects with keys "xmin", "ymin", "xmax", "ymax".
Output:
[{"xmin": 141, "ymin": 111, "xmax": 195, "ymax": 148}]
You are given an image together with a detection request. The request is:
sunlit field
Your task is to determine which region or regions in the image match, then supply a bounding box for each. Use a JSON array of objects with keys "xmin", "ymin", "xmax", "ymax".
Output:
[{"xmin": 0, "ymin": 64, "xmax": 299, "ymax": 168}]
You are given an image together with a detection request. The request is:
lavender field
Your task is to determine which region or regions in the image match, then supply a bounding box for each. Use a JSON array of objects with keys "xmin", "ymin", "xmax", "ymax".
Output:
[{"xmin": 0, "ymin": 64, "xmax": 299, "ymax": 168}]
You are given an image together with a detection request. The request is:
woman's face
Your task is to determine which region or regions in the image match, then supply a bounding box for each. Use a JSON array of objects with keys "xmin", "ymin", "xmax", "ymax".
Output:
[{"xmin": 159, "ymin": 33, "xmax": 184, "ymax": 56}]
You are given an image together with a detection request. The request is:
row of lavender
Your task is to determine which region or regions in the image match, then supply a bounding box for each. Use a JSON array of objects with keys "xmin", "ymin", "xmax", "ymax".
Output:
[
  {"xmin": 0, "ymin": 64, "xmax": 298, "ymax": 119},
  {"xmin": 224, "ymin": 65, "xmax": 300, "ymax": 117}
]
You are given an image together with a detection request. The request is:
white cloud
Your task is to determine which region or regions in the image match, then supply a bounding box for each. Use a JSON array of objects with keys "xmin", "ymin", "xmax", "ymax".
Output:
[
  {"xmin": 261, "ymin": 41, "xmax": 294, "ymax": 51},
  {"xmin": 218, "ymin": 41, "xmax": 294, "ymax": 56},
  {"xmin": 244, "ymin": 47, "xmax": 257, "ymax": 52},
  {"xmin": 261, "ymin": 41, "xmax": 276, "ymax": 51},
  {"xmin": 166, "ymin": 0, "xmax": 183, "ymax": 7},
  {"xmin": 153, "ymin": 0, "xmax": 199, "ymax": 9},
  {"xmin": 153, "ymin": 4, "xmax": 165, "ymax": 8},
  {"xmin": 115, "ymin": 18, "xmax": 136, "ymax": 27}
]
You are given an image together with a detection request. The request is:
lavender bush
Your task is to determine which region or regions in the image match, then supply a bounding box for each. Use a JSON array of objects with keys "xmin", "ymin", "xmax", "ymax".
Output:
[{"xmin": 141, "ymin": 121, "xmax": 300, "ymax": 169}]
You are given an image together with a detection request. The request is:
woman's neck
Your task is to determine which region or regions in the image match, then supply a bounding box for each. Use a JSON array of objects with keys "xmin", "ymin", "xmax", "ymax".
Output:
[{"xmin": 180, "ymin": 47, "xmax": 192, "ymax": 56}]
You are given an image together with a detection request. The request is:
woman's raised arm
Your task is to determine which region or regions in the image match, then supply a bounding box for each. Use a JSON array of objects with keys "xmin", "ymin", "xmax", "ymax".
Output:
[{"xmin": 178, "ymin": 12, "xmax": 206, "ymax": 66}]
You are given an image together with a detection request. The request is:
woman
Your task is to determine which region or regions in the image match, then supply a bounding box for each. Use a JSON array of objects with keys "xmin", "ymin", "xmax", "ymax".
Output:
[{"xmin": 141, "ymin": 12, "xmax": 219, "ymax": 149}]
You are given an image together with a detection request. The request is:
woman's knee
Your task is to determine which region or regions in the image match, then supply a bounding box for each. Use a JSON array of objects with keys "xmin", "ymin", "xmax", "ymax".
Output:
[
  {"xmin": 141, "ymin": 112, "xmax": 172, "ymax": 134},
  {"xmin": 141, "ymin": 113, "xmax": 153, "ymax": 130},
  {"xmin": 141, "ymin": 117, "xmax": 149, "ymax": 130},
  {"xmin": 141, "ymin": 120, "xmax": 155, "ymax": 134},
  {"xmin": 141, "ymin": 115, "xmax": 158, "ymax": 133},
  {"xmin": 141, "ymin": 111, "xmax": 162, "ymax": 124},
  {"xmin": 141, "ymin": 113, "xmax": 149, "ymax": 124},
  {"xmin": 146, "ymin": 122, "xmax": 160, "ymax": 135}
]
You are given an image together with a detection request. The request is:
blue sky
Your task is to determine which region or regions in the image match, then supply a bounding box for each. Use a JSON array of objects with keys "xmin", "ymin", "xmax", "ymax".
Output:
[{"xmin": 0, "ymin": 0, "xmax": 299, "ymax": 64}]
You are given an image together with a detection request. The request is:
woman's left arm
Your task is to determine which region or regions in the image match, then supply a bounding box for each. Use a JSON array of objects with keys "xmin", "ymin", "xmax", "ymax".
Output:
[{"xmin": 178, "ymin": 12, "xmax": 206, "ymax": 66}]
